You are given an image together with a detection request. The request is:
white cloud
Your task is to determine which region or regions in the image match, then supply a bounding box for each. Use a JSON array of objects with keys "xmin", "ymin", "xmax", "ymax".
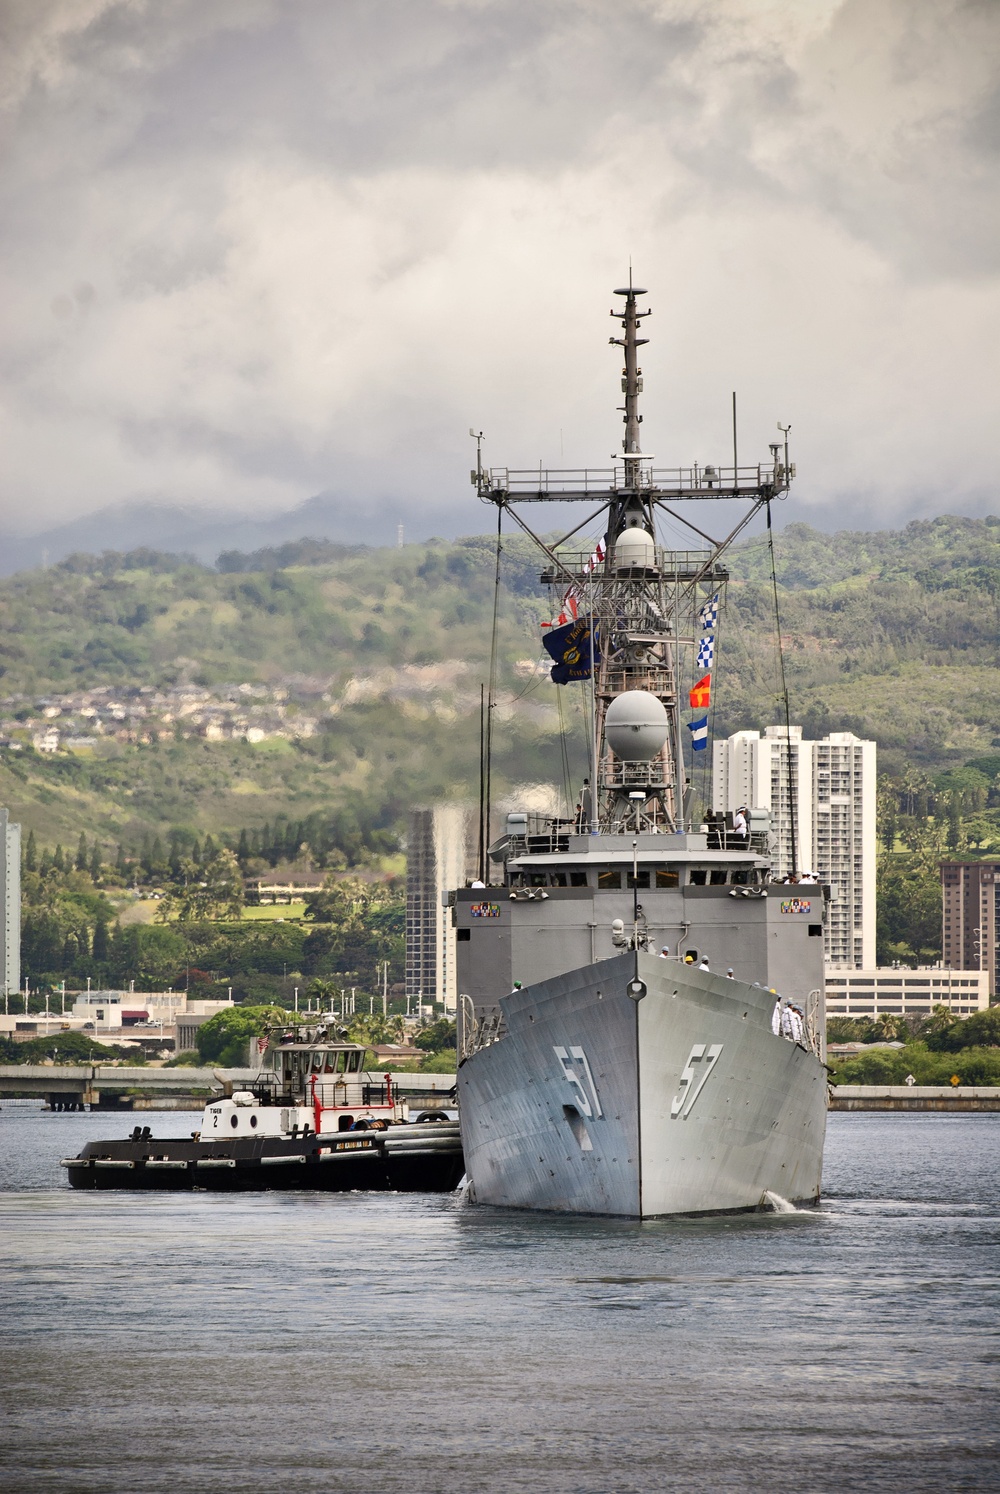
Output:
[{"xmin": 0, "ymin": 0, "xmax": 997, "ymax": 539}]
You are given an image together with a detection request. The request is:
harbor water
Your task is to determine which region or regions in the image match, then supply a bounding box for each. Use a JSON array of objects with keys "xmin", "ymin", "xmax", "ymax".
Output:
[{"xmin": 1, "ymin": 1107, "xmax": 997, "ymax": 1493}]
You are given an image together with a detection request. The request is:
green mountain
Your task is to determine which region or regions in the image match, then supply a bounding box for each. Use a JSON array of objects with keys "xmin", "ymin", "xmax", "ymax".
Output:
[{"xmin": 0, "ymin": 514, "xmax": 997, "ymax": 857}]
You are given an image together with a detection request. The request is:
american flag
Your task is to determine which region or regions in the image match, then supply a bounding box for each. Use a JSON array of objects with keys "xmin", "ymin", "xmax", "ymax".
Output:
[
  {"xmin": 542, "ymin": 540, "xmax": 606, "ymax": 628},
  {"xmin": 256, "ymin": 1035, "xmax": 269, "ymax": 1055}
]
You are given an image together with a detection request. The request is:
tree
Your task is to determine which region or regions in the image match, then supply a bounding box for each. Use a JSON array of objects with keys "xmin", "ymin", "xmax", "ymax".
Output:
[
  {"xmin": 111, "ymin": 924, "xmax": 187, "ymax": 989},
  {"xmin": 12, "ymin": 1031, "xmax": 123, "ymax": 1065},
  {"xmin": 52, "ymin": 844, "xmax": 65, "ymax": 873},
  {"xmin": 876, "ymin": 855, "xmax": 942, "ymax": 965},
  {"xmin": 75, "ymin": 832, "xmax": 88, "ymax": 872},
  {"xmin": 342, "ymin": 1011, "xmax": 405, "ymax": 1046},
  {"xmin": 89, "ymin": 842, "xmax": 102, "ymax": 881},
  {"xmin": 92, "ymin": 920, "xmax": 110, "ymax": 963},
  {"xmin": 160, "ymin": 848, "xmax": 245, "ymax": 922},
  {"xmin": 415, "ymin": 1019, "xmax": 456, "ymax": 1051},
  {"xmin": 24, "ymin": 829, "xmax": 36, "ymax": 873},
  {"xmin": 961, "ymin": 1007, "xmax": 1000, "ymax": 1048},
  {"xmin": 195, "ymin": 1005, "xmax": 285, "ymax": 1067}
]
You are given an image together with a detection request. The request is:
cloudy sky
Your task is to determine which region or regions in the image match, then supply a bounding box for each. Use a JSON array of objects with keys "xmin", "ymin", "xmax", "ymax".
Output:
[{"xmin": 1, "ymin": 0, "xmax": 998, "ymax": 542}]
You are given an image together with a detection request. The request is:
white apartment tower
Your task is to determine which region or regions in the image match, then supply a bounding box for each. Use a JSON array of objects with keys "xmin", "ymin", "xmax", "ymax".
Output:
[
  {"xmin": 405, "ymin": 804, "xmax": 474, "ymax": 1014},
  {"xmin": 0, "ymin": 807, "xmax": 20, "ymax": 998},
  {"xmin": 713, "ymin": 726, "xmax": 876, "ymax": 969}
]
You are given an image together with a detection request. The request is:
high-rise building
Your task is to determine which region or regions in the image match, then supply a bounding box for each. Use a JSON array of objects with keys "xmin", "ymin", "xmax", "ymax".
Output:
[
  {"xmin": 713, "ymin": 726, "xmax": 876, "ymax": 969},
  {"xmin": 0, "ymin": 807, "xmax": 21, "ymax": 998},
  {"xmin": 406, "ymin": 804, "xmax": 475, "ymax": 1014},
  {"xmin": 941, "ymin": 861, "xmax": 999, "ymax": 997}
]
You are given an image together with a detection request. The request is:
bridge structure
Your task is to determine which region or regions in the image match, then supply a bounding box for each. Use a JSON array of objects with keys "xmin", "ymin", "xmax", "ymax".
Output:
[{"xmin": 0, "ymin": 1065, "xmax": 457, "ymax": 1112}]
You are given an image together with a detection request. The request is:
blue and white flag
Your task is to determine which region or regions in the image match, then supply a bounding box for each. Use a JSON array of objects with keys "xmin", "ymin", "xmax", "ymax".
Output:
[
  {"xmin": 687, "ymin": 716, "xmax": 709, "ymax": 751},
  {"xmin": 696, "ymin": 635, "xmax": 715, "ymax": 669},
  {"xmin": 698, "ymin": 593, "xmax": 719, "ymax": 631}
]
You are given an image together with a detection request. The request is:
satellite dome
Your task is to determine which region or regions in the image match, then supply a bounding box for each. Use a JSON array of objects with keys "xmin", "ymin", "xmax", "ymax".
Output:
[
  {"xmin": 614, "ymin": 527, "xmax": 656, "ymax": 570},
  {"xmin": 605, "ymin": 691, "xmax": 669, "ymax": 760}
]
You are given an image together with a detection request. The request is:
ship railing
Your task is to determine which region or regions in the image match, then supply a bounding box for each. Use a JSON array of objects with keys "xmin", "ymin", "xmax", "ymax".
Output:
[
  {"xmin": 598, "ymin": 669, "xmax": 677, "ymax": 701},
  {"xmin": 306, "ymin": 1079, "xmax": 396, "ymax": 1109},
  {"xmin": 540, "ymin": 548, "xmax": 715, "ymax": 583},
  {"xmin": 805, "ymin": 989, "xmax": 824, "ymax": 1062},
  {"xmin": 483, "ymin": 462, "xmax": 789, "ymax": 501},
  {"xmin": 237, "ymin": 1072, "xmax": 280, "ymax": 1105},
  {"xmin": 504, "ymin": 831, "xmax": 572, "ymax": 856},
  {"xmin": 459, "ymin": 999, "xmax": 507, "ymax": 1061},
  {"xmin": 705, "ymin": 823, "xmax": 772, "ymax": 855},
  {"xmin": 602, "ymin": 760, "xmax": 671, "ymax": 789}
]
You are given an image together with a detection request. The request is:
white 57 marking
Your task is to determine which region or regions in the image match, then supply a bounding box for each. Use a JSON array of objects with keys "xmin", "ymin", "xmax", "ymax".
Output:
[
  {"xmin": 553, "ymin": 1045, "xmax": 603, "ymax": 1118},
  {"xmin": 670, "ymin": 1043, "xmax": 724, "ymax": 1119}
]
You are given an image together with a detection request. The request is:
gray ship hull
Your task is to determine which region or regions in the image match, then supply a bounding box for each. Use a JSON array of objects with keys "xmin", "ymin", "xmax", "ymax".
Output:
[{"xmin": 458, "ymin": 951, "xmax": 827, "ymax": 1217}]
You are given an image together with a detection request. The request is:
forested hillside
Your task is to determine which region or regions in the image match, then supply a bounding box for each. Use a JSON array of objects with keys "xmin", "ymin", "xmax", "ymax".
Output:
[{"xmin": 0, "ymin": 514, "xmax": 996, "ymax": 861}]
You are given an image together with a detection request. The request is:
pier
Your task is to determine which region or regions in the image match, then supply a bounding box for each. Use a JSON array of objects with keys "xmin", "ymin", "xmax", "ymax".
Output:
[{"xmin": 830, "ymin": 1085, "xmax": 1000, "ymax": 1112}]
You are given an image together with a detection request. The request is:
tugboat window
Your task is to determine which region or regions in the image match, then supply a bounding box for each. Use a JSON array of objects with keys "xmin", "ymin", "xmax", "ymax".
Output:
[
  {"xmin": 689, "ymin": 869, "xmax": 707, "ymax": 886},
  {"xmin": 656, "ymin": 867, "xmax": 679, "ymax": 887},
  {"xmin": 598, "ymin": 868, "xmax": 621, "ymax": 889}
]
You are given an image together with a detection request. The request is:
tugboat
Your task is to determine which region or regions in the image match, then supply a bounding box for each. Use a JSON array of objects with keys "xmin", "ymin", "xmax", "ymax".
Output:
[
  {"xmin": 63, "ymin": 1024, "xmax": 463, "ymax": 1191},
  {"xmin": 454, "ymin": 280, "xmax": 828, "ymax": 1217}
]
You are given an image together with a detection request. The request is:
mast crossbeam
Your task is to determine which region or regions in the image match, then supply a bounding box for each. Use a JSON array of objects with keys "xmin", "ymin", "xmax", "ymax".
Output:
[{"xmin": 478, "ymin": 464, "xmax": 790, "ymax": 503}]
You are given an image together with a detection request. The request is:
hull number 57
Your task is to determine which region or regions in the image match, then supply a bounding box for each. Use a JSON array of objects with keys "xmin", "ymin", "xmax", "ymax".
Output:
[
  {"xmin": 553, "ymin": 1046, "xmax": 603, "ymax": 1118},
  {"xmin": 671, "ymin": 1044, "xmax": 724, "ymax": 1119}
]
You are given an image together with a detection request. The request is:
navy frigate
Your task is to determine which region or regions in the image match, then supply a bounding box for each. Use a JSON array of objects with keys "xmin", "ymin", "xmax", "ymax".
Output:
[{"xmin": 453, "ymin": 282, "xmax": 828, "ymax": 1216}]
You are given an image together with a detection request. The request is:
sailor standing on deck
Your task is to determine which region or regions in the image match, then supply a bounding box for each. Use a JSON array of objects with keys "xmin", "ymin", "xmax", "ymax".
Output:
[
  {"xmin": 733, "ymin": 806, "xmax": 749, "ymax": 845},
  {"xmin": 771, "ymin": 996, "xmax": 783, "ymax": 1035},
  {"xmin": 698, "ymin": 956, "xmax": 710, "ymax": 972}
]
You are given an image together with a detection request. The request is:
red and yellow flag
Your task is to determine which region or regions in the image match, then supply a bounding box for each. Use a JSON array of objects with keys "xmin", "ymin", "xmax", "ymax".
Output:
[{"xmin": 689, "ymin": 674, "xmax": 711, "ymax": 710}]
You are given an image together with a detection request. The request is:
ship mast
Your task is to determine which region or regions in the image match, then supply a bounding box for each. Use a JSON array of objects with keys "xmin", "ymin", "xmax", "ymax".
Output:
[{"xmin": 473, "ymin": 281, "xmax": 794, "ymax": 837}]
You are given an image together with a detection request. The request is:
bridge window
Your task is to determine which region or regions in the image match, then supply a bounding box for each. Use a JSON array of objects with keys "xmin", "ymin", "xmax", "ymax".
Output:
[
  {"xmin": 570, "ymin": 871, "xmax": 588, "ymax": 887},
  {"xmin": 656, "ymin": 868, "xmax": 679, "ymax": 887},
  {"xmin": 598, "ymin": 868, "xmax": 622, "ymax": 889},
  {"xmin": 626, "ymin": 869, "xmax": 650, "ymax": 889},
  {"xmin": 688, "ymin": 870, "xmax": 707, "ymax": 886},
  {"xmin": 710, "ymin": 870, "xmax": 728, "ymax": 885}
]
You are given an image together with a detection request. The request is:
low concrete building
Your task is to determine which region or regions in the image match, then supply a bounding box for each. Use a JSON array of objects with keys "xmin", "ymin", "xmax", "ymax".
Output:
[
  {"xmin": 72, "ymin": 992, "xmax": 233, "ymax": 1035},
  {"xmin": 824, "ymin": 967, "xmax": 989, "ymax": 1019}
]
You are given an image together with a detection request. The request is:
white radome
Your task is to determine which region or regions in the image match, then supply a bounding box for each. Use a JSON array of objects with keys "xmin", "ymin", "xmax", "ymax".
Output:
[
  {"xmin": 614, "ymin": 528, "xmax": 656, "ymax": 570},
  {"xmin": 605, "ymin": 690, "xmax": 669, "ymax": 760}
]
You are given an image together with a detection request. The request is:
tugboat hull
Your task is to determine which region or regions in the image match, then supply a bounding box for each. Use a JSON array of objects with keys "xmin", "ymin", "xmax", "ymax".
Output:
[
  {"xmin": 63, "ymin": 1122, "xmax": 464, "ymax": 1193},
  {"xmin": 458, "ymin": 953, "xmax": 826, "ymax": 1217}
]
